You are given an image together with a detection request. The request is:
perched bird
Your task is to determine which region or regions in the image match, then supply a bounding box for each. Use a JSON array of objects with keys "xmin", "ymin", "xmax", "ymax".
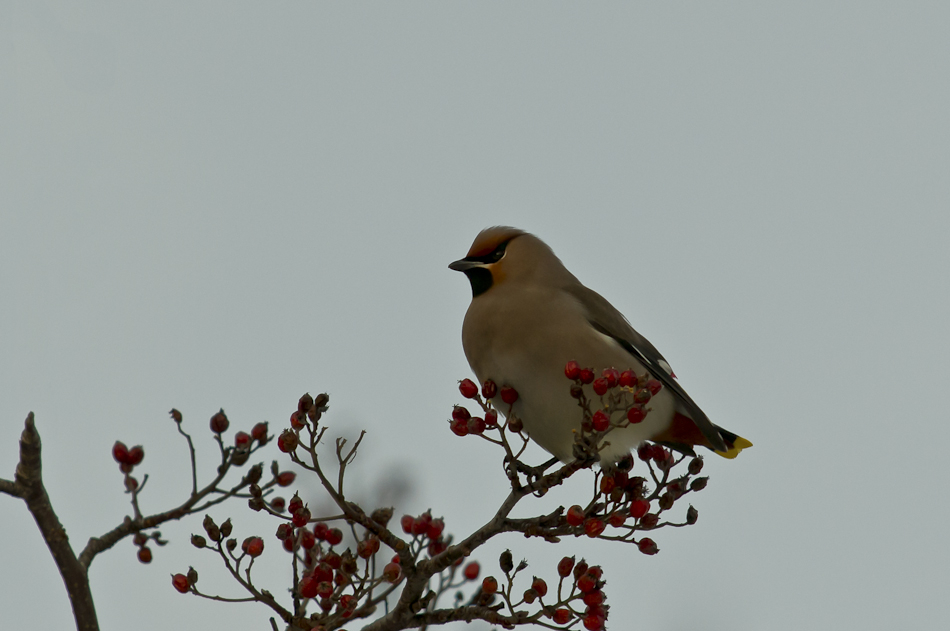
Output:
[{"xmin": 450, "ymin": 226, "xmax": 751, "ymax": 463}]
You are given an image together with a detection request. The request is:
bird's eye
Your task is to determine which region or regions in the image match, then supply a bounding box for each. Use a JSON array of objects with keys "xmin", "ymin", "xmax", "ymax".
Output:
[{"xmin": 490, "ymin": 242, "xmax": 508, "ymax": 262}]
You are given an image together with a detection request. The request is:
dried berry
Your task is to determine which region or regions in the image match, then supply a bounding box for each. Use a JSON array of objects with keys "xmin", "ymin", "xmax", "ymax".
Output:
[
  {"xmin": 210, "ymin": 409, "xmax": 229, "ymax": 434},
  {"xmin": 638, "ymin": 537, "xmax": 658, "ymax": 555}
]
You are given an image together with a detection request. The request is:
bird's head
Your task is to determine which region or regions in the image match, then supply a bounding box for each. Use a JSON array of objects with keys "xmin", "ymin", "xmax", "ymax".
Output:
[{"xmin": 450, "ymin": 226, "xmax": 570, "ymax": 298}]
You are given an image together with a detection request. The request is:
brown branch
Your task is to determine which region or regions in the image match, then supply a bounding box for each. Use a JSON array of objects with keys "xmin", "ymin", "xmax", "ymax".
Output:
[{"xmin": 11, "ymin": 414, "xmax": 100, "ymax": 631}]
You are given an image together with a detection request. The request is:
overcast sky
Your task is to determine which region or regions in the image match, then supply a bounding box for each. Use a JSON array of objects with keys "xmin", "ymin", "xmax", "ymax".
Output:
[{"xmin": 2, "ymin": 3, "xmax": 949, "ymax": 631}]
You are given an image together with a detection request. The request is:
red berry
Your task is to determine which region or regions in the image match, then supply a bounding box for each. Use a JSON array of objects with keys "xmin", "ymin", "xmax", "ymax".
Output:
[
  {"xmin": 591, "ymin": 410, "xmax": 609, "ymax": 432},
  {"xmin": 428, "ymin": 538, "xmax": 447, "ymax": 556},
  {"xmin": 449, "ymin": 417, "xmax": 469, "ymax": 436},
  {"xmin": 171, "ymin": 573, "xmax": 190, "ymax": 594},
  {"xmin": 553, "ymin": 608, "xmax": 572, "ymax": 624},
  {"xmin": 627, "ymin": 406, "xmax": 645, "ymax": 424},
  {"xmin": 557, "ymin": 556, "xmax": 575, "ymax": 578},
  {"xmin": 299, "ymin": 575, "xmax": 318, "ymax": 598},
  {"xmin": 638, "ymin": 537, "xmax": 658, "ymax": 555},
  {"xmin": 277, "ymin": 471, "xmax": 296, "ymax": 487},
  {"xmin": 485, "ymin": 410, "xmax": 498, "ymax": 426},
  {"xmin": 646, "ymin": 379, "xmax": 663, "ymax": 395},
  {"xmin": 602, "ymin": 368, "xmax": 620, "ymax": 388},
  {"xmin": 584, "ymin": 517, "xmax": 605, "ymax": 538},
  {"xmin": 210, "ymin": 409, "xmax": 229, "ymax": 434},
  {"xmin": 583, "ymin": 612, "xmax": 605, "ymax": 631},
  {"xmin": 426, "ymin": 518, "xmax": 445, "ymax": 540},
  {"xmin": 357, "ymin": 537, "xmax": 380, "ymax": 558},
  {"xmin": 290, "ymin": 411, "xmax": 305, "ymax": 430},
  {"xmin": 591, "ymin": 378, "xmax": 609, "ymax": 396},
  {"xmin": 112, "ymin": 441, "xmax": 130, "ymax": 464},
  {"xmin": 573, "ymin": 561, "xmax": 588, "ymax": 579},
  {"xmin": 288, "ymin": 493, "xmax": 303, "ymax": 515},
  {"xmin": 652, "ymin": 445, "xmax": 670, "ymax": 463},
  {"xmin": 324, "ymin": 551, "xmax": 341, "ymax": 569},
  {"xmin": 282, "ymin": 537, "xmax": 294, "ymax": 552},
  {"xmin": 482, "ymin": 576, "xmax": 498, "ymax": 594},
  {"xmin": 583, "ymin": 590, "xmax": 604, "ymax": 607},
  {"xmin": 326, "ymin": 528, "xmax": 343, "ymax": 546},
  {"xmin": 565, "ymin": 360, "xmax": 581, "ymax": 380},
  {"xmin": 630, "ymin": 499, "xmax": 651, "ymax": 519},
  {"xmin": 383, "ymin": 562, "xmax": 401, "ymax": 583},
  {"xmin": 587, "ymin": 566, "xmax": 603, "ymax": 579},
  {"xmin": 500, "ymin": 386, "xmax": 519, "ymax": 405},
  {"xmin": 467, "ymin": 417, "xmax": 486, "ymax": 435},
  {"xmin": 127, "ymin": 445, "xmax": 144, "ymax": 466},
  {"xmin": 277, "ymin": 429, "xmax": 298, "ymax": 453},
  {"xmin": 400, "ymin": 514, "xmax": 414, "ymax": 534},
  {"xmin": 599, "ymin": 475, "xmax": 615, "ymax": 494},
  {"xmin": 481, "ymin": 380, "xmax": 498, "ymax": 399},
  {"xmin": 566, "ymin": 505, "xmax": 585, "ymax": 527},
  {"xmin": 635, "ymin": 388, "xmax": 652, "ymax": 404},
  {"xmin": 576, "ymin": 573, "xmax": 597, "ymax": 593},
  {"xmin": 531, "ymin": 577, "xmax": 548, "ymax": 597},
  {"xmin": 234, "ymin": 432, "xmax": 251, "ymax": 449},
  {"xmin": 451, "ymin": 406, "xmax": 471, "ymax": 421},
  {"xmin": 412, "ymin": 512, "xmax": 431, "ymax": 536},
  {"xmin": 300, "ymin": 529, "xmax": 316, "ymax": 550},
  {"xmin": 276, "ymin": 523, "xmax": 293, "ymax": 540},
  {"xmin": 292, "ymin": 507, "xmax": 310, "ymax": 528},
  {"xmin": 459, "ymin": 379, "xmax": 479, "ymax": 399},
  {"xmin": 607, "ymin": 511, "xmax": 626, "ymax": 527},
  {"xmin": 251, "ymin": 422, "xmax": 268, "ymax": 442},
  {"xmin": 579, "ymin": 368, "xmax": 595, "ymax": 384},
  {"xmin": 244, "ymin": 537, "xmax": 264, "ymax": 557},
  {"xmin": 137, "ymin": 546, "xmax": 152, "ymax": 564},
  {"xmin": 270, "ymin": 496, "xmax": 285, "ymax": 512},
  {"xmin": 619, "ymin": 370, "xmax": 637, "ymax": 388},
  {"xmin": 463, "ymin": 561, "xmax": 480, "ymax": 581}
]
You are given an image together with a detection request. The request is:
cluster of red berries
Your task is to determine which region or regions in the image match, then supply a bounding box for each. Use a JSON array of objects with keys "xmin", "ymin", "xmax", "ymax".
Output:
[
  {"xmin": 171, "ymin": 568, "xmax": 197, "ymax": 594},
  {"xmin": 451, "ymin": 379, "xmax": 519, "ymax": 436},
  {"xmin": 112, "ymin": 441, "xmax": 144, "ymax": 474},
  {"xmin": 400, "ymin": 511, "xmax": 448, "ymax": 556},
  {"xmin": 564, "ymin": 361, "xmax": 662, "ymax": 426},
  {"xmin": 554, "ymin": 557, "xmax": 609, "ymax": 630},
  {"xmin": 277, "ymin": 392, "xmax": 330, "ymax": 453}
]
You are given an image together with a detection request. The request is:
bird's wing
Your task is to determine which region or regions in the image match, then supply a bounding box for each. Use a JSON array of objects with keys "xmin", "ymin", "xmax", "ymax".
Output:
[{"xmin": 566, "ymin": 284, "xmax": 727, "ymax": 451}]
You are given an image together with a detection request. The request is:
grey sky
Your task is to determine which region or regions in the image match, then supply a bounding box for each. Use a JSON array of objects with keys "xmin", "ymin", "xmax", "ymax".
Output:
[{"xmin": 2, "ymin": 3, "xmax": 949, "ymax": 630}]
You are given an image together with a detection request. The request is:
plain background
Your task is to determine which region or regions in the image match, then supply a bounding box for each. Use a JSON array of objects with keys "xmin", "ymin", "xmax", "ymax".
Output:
[{"xmin": 2, "ymin": 3, "xmax": 949, "ymax": 630}]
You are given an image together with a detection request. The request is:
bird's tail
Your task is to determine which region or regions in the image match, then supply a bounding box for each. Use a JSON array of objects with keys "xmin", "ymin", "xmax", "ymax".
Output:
[{"xmin": 713, "ymin": 426, "xmax": 753, "ymax": 459}]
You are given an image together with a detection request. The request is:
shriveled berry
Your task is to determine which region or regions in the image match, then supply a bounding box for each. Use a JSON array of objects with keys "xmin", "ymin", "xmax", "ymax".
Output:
[
  {"xmin": 210, "ymin": 409, "xmax": 229, "ymax": 434},
  {"xmin": 619, "ymin": 370, "xmax": 637, "ymax": 388},
  {"xmin": 507, "ymin": 416, "xmax": 523, "ymax": 433},
  {"xmin": 566, "ymin": 505, "xmax": 585, "ymax": 527},
  {"xmin": 127, "ymin": 445, "xmax": 144, "ymax": 466},
  {"xmin": 482, "ymin": 576, "xmax": 498, "ymax": 594},
  {"xmin": 499, "ymin": 549, "xmax": 514, "ymax": 574},
  {"xmin": 451, "ymin": 406, "xmax": 471, "ymax": 422},
  {"xmin": 690, "ymin": 477, "xmax": 709, "ymax": 491},
  {"xmin": 172, "ymin": 573, "xmax": 190, "ymax": 594},
  {"xmin": 646, "ymin": 379, "xmax": 663, "ymax": 395},
  {"xmin": 137, "ymin": 546, "xmax": 152, "ymax": 564},
  {"xmin": 481, "ymin": 380, "xmax": 498, "ymax": 399},
  {"xmin": 638, "ymin": 537, "xmax": 658, "ymax": 555},
  {"xmin": 584, "ymin": 517, "xmax": 605, "ymax": 538},
  {"xmin": 276, "ymin": 523, "xmax": 293, "ymax": 540},
  {"xmin": 449, "ymin": 417, "xmax": 469, "ymax": 436},
  {"xmin": 687, "ymin": 505, "xmax": 699, "ymax": 524},
  {"xmin": 277, "ymin": 430, "xmax": 298, "ymax": 453},
  {"xmin": 531, "ymin": 576, "xmax": 548, "ymax": 597},
  {"xmin": 579, "ymin": 368, "xmax": 595, "ymax": 384},
  {"xmin": 500, "ymin": 386, "xmax": 519, "ymax": 405},
  {"xmin": 463, "ymin": 561, "xmax": 480, "ymax": 581},
  {"xmin": 553, "ymin": 608, "xmax": 572, "ymax": 624},
  {"xmin": 467, "ymin": 417, "xmax": 486, "ymax": 435},
  {"xmin": 298, "ymin": 392, "xmax": 313, "ymax": 415},
  {"xmin": 630, "ymin": 499, "xmax": 651, "ymax": 519},
  {"xmin": 565, "ymin": 360, "xmax": 581, "ymax": 380},
  {"xmin": 459, "ymin": 379, "xmax": 479, "ymax": 399},
  {"xmin": 326, "ymin": 528, "xmax": 343, "ymax": 546},
  {"xmin": 591, "ymin": 410, "xmax": 609, "ymax": 432},
  {"xmin": 627, "ymin": 406, "xmax": 646, "ymax": 424},
  {"xmin": 324, "ymin": 551, "xmax": 342, "ymax": 569},
  {"xmin": 640, "ymin": 513, "xmax": 659, "ymax": 529},
  {"xmin": 112, "ymin": 441, "xmax": 130, "ymax": 464},
  {"xmin": 592, "ymin": 378, "xmax": 609, "ymax": 396},
  {"xmin": 251, "ymin": 422, "xmax": 268, "ymax": 442},
  {"xmin": 688, "ymin": 457, "xmax": 704, "ymax": 475},
  {"xmin": 277, "ymin": 471, "xmax": 296, "ymax": 487},
  {"xmin": 557, "ymin": 556, "xmax": 575, "ymax": 578},
  {"xmin": 635, "ymin": 388, "xmax": 652, "ymax": 404}
]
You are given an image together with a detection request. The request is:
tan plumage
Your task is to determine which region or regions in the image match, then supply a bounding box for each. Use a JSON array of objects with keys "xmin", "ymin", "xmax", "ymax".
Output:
[{"xmin": 450, "ymin": 226, "xmax": 751, "ymax": 463}]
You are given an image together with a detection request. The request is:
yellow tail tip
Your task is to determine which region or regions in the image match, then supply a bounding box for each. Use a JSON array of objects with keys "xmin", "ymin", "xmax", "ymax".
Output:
[{"xmin": 715, "ymin": 436, "xmax": 753, "ymax": 460}]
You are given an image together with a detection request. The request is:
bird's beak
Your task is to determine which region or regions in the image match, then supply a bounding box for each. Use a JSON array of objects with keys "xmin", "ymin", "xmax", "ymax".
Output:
[{"xmin": 448, "ymin": 258, "xmax": 482, "ymax": 272}]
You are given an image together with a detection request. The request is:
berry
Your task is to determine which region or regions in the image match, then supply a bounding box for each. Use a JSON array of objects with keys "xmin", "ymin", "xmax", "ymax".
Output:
[
  {"xmin": 573, "ymin": 561, "xmax": 588, "ymax": 579},
  {"xmin": 270, "ymin": 497, "xmax": 285, "ymax": 512},
  {"xmin": 500, "ymin": 386, "xmax": 519, "ymax": 405},
  {"xmin": 576, "ymin": 573, "xmax": 597, "ymax": 593},
  {"xmin": 326, "ymin": 528, "xmax": 343, "ymax": 546},
  {"xmin": 651, "ymin": 445, "xmax": 670, "ymax": 463},
  {"xmin": 244, "ymin": 537, "xmax": 264, "ymax": 557},
  {"xmin": 607, "ymin": 512, "xmax": 626, "ymax": 527},
  {"xmin": 566, "ymin": 505, "xmax": 585, "ymax": 527},
  {"xmin": 599, "ymin": 475, "xmax": 615, "ymax": 495},
  {"xmin": 251, "ymin": 422, "xmax": 268, "ymax": 442},
  {"xmin": 277, "ymin": 471, "xmax": 296, "ymax": 487},
  {"xmin": 324, "ymin": 551, "xmax": 342, "ymax": 569},
  {"xmin": 646, "ymin": 379, "xmax": 663, "ymax": 395},
  {"xmin": 531, "ymin": 577, "xmax": 548, "ymax": 598},
  {"xmin": 451, "ymin": 406, "xmax": 471, "ymax": 421},
  {"xmin": 637, "ymin": 443, "xmax": 653, "ymax": 460},
  {"xmin": 482, "ymin": 576, "xmax": 498, "ymax": 594},
  {"xmin": 290, "ymin": 411, "xmax": 305, "ymax": 430},
  {"xmin": 602, "ymin": 368, "xmax": 620, "ymax": 388},
  {"xmin": 627, "ymin": 406, "xmax": 645, "ymax": 424},
  {"xmin": 426, "ymin": 518, "xmax": 445, "ymax": 540},
  {"xmin": 564, "ymin": 360, "xmax": 581, "ymax": 380},
  {"xmin": 292, "ymin": 507, "xmax": 310, "ymax": 528},
  {"xmin": 485, "ymin": 410, "xmax": 498, "ymax": 426},
  {"xmin": 400, "ymin": 514, "xmax": 414, "ymax": 534},
  {"xmin": 691, "ymin": 477, "xmax": 709, "ymax": 491},
  {"xmin": 584, "ymin": 517, "xmax": 605, "ymax": 538},
  {"xmin": 640, "ymin": 513, "xmax": 659, "ymax": 529},
  {"xmin": 523, "ymin": 588, "xmax": 538, "ymax": 603},
  {"xmin": 467, "ymin": 417, "xmax": 486, "ymax": 435},
  {"xmin": 276, "ymin": 523, "xmax": 293, "ymax": 540},
  {"xmin": 383, "ymin": 562, "xmax": 401, "ymax": 583},
  {"xmin": 357, "ymin": 537, "xmax": 380, "ymax": 558},
  {"xmin": 579, "ymin": 368, "xmax": 595, "ymax": 384},
  {"xmin": 449, "ymin": 417, "xmax": 469, "ymax": 437},
  {"xmin": 557, "ymin": 556, "xmax": 575, "ymax": 578},
  {"xmin": 171, "ymin": 573, "xmax": 190, "ymax": 594},
  {"xmin": 630, "ymin": 499, "xmax": 651, "ymax": 519},
  {"xmin": 688, "ymin": 457, "xmax": 704, "ymax": 475},
  {"xmin": 591, "ymin": 410, "xmax": 609, "ymax": 432},
  {"xmin": 638, "ymin": 537, "xmax": 658, "ymax": 555},
  {"xmin": 507, "ymin": 416, "xmax": 523, "ymax": 433},
  {"xmin": 112, "ymin": 441, "xmax": 130, "ymax": 464},
  {"xmin": 288, "ymin": 494, "xmax": 303, "ymax": 515},
  {"xmin": 635, "ymin": 388, "xmax": 652, "ymax": 404},
  {"xmin": 459, "ymin": 379, "xmax": 479, "ymax": 399},
  {"xmin": 234, "ymin": 432, "xmax": 251, "ymax": 449},
  {"xmin": 127, "ymin": 445, "xmax": 144, "ymax": 466},
  {"xmin": 299, "ymin": 575, "xmax": 318, "ymax": 598},
  {"xmin": 619, "ymin": 370, "xmax": 637, "ymax": 388},
  {"xmin": 298, "ymin": 393, "xmax": 314, "ymax": 415},
  {"xmin": 591, "ymin": 378, "xmax": 609, "ymax": 396},
  {"xmin": 687, "ymin": 505, "xmax": 699, "ymax": 524},
  {"xmin": 481, "ymin": 380, "xmax": 498, "ymax": 399},
  {"xmin": 463, "ymin": 561, "xmax": 480, "ymax": 581},
  {"xmin": 300, "ymin": 529, "xmax": 316, "ymax": 550},
  {"xmin": 583, "ymin": 590, "xmax": 604, "ymax": 607},
  {"xmin": 412, "ymin": 512, "xmax": 432, "ymax": 536},
  {"xmin": 137, "ymin": 547, "xmax": 152, "ymax": 564},
  {"xmin": 553, "ymin": 608, "xmax": 572, "ymax": 624},
  {"xmin": 210, "ymin": 409, "xmax": 229, "ymax": 434},
  {"xmin": 583, "ymin": 612, "xmax": 605, "ymax": 631},
  {"xmin": 277, "ymin": 430, "xmax": 298, "ymax": 453}
]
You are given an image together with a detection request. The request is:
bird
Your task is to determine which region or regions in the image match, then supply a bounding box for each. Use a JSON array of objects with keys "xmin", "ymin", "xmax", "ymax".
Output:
[{"xmin": 449, "ymin": 226, "xmax": 751, "ymax": 464}]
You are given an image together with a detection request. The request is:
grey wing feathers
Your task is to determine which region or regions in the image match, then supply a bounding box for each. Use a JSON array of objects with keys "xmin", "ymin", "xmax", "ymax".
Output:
[{"xmin": 567, "ymin": 284, "xmax": 728, "ymax": 452}]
